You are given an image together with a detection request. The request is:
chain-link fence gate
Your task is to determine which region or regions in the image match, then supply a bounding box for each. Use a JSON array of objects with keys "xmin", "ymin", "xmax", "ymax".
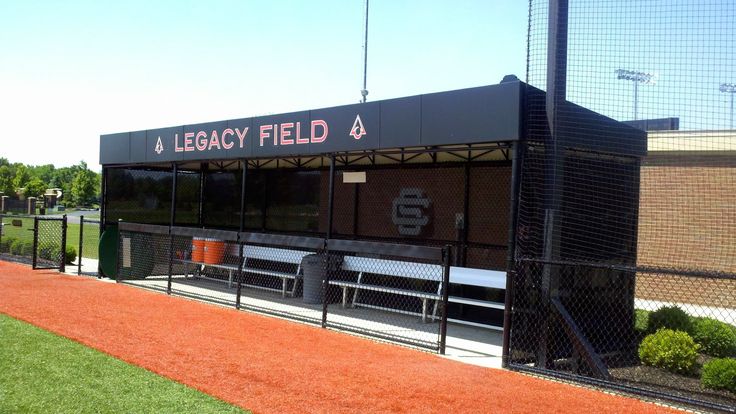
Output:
[{"xmin": 32, "ymin": 216, "xmax": 67, "ymax": 271}]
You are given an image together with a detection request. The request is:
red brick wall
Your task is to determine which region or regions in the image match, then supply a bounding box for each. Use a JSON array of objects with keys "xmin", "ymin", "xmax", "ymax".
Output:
[{"xmin": 636, "ymin": 158, "xmax": 736, "ymax": 306}]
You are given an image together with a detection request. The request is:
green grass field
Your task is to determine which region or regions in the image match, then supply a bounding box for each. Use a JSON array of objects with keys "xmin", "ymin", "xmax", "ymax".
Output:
[
  {"xmin": 0, "ymin": 314, "xmax": 247, "ymax": 413},
  {"xmin": 1, "ymin": 216, "xmax": 100, "ymax": 259}
]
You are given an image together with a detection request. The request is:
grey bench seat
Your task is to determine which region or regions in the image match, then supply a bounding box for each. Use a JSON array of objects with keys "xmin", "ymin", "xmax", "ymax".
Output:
[
  {"xmin": 329, "ymin": 256, "xmax": 507, "ymax": 328},
  {"xmin": 179, "ymin": 245, "xmax": 312, "ymax": 297}
]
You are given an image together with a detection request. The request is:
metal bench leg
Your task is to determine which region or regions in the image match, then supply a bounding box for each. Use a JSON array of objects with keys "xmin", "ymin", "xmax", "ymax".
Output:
[
  {"xmin": 341, "ymin": 287, "xmax": 348, "ymax": 307},
  {"xmin": 228, "ymin": 270, "xmax": 233, "ymax": 288},
  {"xmin": 422, "ymin": 298, "xmax": 428, "ymax": 323},
  {"xmin": 281, "ymin": 277, "xmax": 287, "ymax": 297}
]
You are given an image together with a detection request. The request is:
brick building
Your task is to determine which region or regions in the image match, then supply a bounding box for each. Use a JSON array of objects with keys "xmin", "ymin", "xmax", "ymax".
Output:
[{"xmin": 636, "ymin": 130, "xmax": 736, "ymax": 307}]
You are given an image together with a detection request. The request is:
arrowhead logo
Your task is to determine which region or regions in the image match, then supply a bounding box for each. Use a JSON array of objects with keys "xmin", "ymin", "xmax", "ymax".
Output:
[
  {"xmin": 155, "ymin": 136, "xmax": 164, "ymax": 154},
  {"xmin": 349, "ymin": 114, "xmax": 366, "ymax": 140}
]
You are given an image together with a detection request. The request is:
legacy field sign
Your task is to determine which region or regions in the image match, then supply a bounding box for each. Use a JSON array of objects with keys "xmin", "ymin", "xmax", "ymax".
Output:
[{"xmin": 100, "ymin": 83, "xmax": 522, "ymax": 165}]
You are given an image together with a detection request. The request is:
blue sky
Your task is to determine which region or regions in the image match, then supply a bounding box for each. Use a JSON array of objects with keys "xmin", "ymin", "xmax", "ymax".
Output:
[{"xmin": 0, "ymin": 1, "xmax": 528, "ymax": 169}]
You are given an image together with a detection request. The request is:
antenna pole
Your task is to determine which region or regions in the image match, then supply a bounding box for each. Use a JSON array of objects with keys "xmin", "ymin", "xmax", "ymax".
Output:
[{"xmin": 361, "ymin": 0, "xmax": 369, "ymax": 103}]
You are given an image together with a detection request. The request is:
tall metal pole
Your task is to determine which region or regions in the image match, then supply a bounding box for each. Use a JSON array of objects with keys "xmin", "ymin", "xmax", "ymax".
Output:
[
  {"xmin": 538, "ymin": 0, "xmax": 568, "ymax": 370},
  {"xmin": 361, "ymin": 0, "xmax": 369, "ymax": 103}
]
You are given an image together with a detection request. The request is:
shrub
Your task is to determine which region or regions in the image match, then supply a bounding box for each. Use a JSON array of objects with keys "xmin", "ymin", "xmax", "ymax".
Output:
[
  {"xmin": 648, "ymin": 306, "xmax": 693, "ymax": 334},
  {"xmin": 639, "ymin": 329, "xmax": 700, "ymax": 374},
  {"xmin": 701, "ymin": 358, "xmax": 736, "ymax": 393},
  {"xmin": 10, "ymin": 239, "xmax": 25, "ymax": 256},
  {"xmin": 38, "ymin": 243, "xmax": 60, "ymax": 262},
  {"xmin": 0, "ymin": 237, "xmax": 17, "ymax": 253},
  {"xmin": 635, "ymin": 309, "xmax": 650, "ymax": 333},
  {"xmin": 20, "ymin": 241, "xmax": 33, "ymax": 256},
  {"xmin": 65, "ymin": 245, "xmax": 77, "ymax": 265},
  {"xmin": 692, "ymin": 318, "xmax": 736, "ymax": 357}
]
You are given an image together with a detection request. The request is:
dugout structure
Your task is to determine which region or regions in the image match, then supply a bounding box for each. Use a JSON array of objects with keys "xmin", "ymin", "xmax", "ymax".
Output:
[{"xmin": 99, "ymin": 80, "xmax": 646, "ymax": 363}]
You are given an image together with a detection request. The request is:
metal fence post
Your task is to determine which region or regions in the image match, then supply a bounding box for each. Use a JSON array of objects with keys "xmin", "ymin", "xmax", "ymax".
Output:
[
  {"xmin": 60, "ymin": 215, "xmax": 67, "ymax": 273},
  {"xmin": 439, "ymin": 245, "xmax": 452, "ymax": 355},
  {"xmin": 321, "ymin": 240, "xmax": 330, "ymax": 329},
  {"xmin": 236, "ymin": 236, "xmax": 244, "ymax": 310},
  {"xmin": 78, "ymin": 215, "xmax": 84, "ymax": 275},
  {"xmin": 32, "ymin": 216, "xmax": 39, "ymax": 269}
]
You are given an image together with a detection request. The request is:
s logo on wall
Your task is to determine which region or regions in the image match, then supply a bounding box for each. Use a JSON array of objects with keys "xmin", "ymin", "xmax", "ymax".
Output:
[{"xmin": 392, "ymin": 188, "xmax": 431, "ymax": 236}]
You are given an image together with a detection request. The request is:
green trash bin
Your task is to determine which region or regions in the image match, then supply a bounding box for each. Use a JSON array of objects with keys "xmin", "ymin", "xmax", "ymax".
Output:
[{"xmin": 98, "ymin": 225, "xmax": 119, "ymax": 278}]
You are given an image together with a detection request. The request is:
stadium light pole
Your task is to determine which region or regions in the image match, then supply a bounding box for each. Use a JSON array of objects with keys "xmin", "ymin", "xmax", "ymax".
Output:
[
  {"xmin": 615, "ymin": 69, "xmax": 656, "ymax": 120},
  {"xmin": 720, "ymin": 83, "xmax": 736, "ymax": 129}
]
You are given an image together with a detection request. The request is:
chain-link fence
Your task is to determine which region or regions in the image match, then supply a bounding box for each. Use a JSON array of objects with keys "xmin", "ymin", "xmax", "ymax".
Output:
[
  {"xmin": 323, "ymin": 239, "xmax": 450, "ymax": 351},
  {"xmin": 0, "ymin": 214, "xmax": 67, "ymax": 270},
  {"xmin": 508, "ymin": 1, "xmax": 736, "ymax": 411},
  {"xmin": 33, "ymin": 216, "xmax": 67, "ymax": 271},
  {"xmin": 116, "ymin": 222, "xmax": 452, "ymax": 352},
  {"xmin": 0, "ymin": 214, "xmax": 37, "ymax": 265}
]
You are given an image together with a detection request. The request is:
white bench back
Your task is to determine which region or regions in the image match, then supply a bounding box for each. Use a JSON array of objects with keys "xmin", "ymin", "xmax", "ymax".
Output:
[
  {"xmin": 341, "ymin": 256, "xmax": 443, "ymax": 281},
  {"xmin": 449, "ymin": 266, "xmax": 506, "ymax": 289},
  {"xmin": 243, "ymin": 245, "xmax": 312, "ymax": 265}
]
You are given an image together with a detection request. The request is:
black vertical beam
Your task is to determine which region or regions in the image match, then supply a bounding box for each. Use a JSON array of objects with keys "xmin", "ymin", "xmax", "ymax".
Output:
[
  {"xmin": 78, "ymin": 215, "xmax": 84, "ymax": 275},
  {"xmin": 167, "ymin": 163, "xmax": 178, "ymax": 295},
  {"xmin": 99, "ymin": 167, "xmax": 107, "ymax": 278},
  {"xmin": 198, "ymin": 162, "xmax": 207, "ymax": 227},
  {"xmin": 60, "ymin": 215, "xmax": 67, "ymax": 273},
  {"xmin": 239, "ymin": 161, "xmax": 248, "ymax": 233},
  {"xmin": 502, "ymin": 140, "xmax": 524, "ymax": 367},
  {"xmin": 461, "ymin": 161, "xmax": 471, "ymax": 266},
  {"xmin": 326, "ymin": 155, "xmax": 336, "ymax": 240},
  {"xmin": 538, "ymin": 0, "xmax": 569, "ymax": 369},
  {"xmin": 236, "ymin": 161, "xmax": 248, "ymax": 309},
  {"xmin": 32, "ymin": 217, "xmax": 39, "ymax": 269},
  {"xmin": 439, "ymin": 245, "xmax": 452, "ymax": 355},
  {"xmin": 261, "ymin": 171, "xmax": 268, "ymax": 231}
]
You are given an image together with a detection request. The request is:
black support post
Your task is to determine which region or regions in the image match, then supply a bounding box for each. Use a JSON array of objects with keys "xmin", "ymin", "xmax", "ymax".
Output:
[
  {"xmin": 167, "ymin": 163, "xmax": 178, "ymax": 295},
  {"xmin": 236, "ymin": 161, "xmax": 247, "ymax": 309},
  {"xmin": 99, "ymin": 167, "xmax": 107, "ymax": 278},
  {"xmin": 439, "ymin": 245, "xmax": 452, "ymax": 355},
  {"xmin": 502, "ymin": 140, "xmax": 523, "ymax": 367},
  {"xmin": 538, "ymin": 0, "xmax": 568, "ymax": 369},
  {"xmin": 78, "ymin": 215, "xmax": 84, "ymax": 275},
  {"xmin": 60, "ymin": 215, "xmax": 67, "ymax": 273},
  {"xmin": 32, "ymin": 217, "xmax": 39, "ymax": 269},
  {"xmin": 326, "ymin": 154, "xmax": 336, "ymax": 240}
]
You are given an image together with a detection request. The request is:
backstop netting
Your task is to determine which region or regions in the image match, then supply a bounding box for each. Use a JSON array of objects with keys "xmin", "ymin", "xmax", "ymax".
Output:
[{"xmin": 508, "ymin": 1, "xmax": 736, "ymax": 412}]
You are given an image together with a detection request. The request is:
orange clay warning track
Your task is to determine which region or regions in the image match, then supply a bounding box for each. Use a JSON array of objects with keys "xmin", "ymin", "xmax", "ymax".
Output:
[{"xmin": 0, "ymin": 261, "xmax": 681, "ymax": 414}]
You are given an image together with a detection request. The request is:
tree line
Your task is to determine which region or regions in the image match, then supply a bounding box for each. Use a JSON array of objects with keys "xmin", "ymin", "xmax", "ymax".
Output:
[{"xmin": 0, "ymin": 158, "xmax": 100, "ymax": 207}]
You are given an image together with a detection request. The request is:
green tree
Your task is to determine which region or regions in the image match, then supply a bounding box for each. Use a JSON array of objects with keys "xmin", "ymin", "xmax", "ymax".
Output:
[
  {"xmin": 0, "ymin": 165, "xmax": 14, "ymax": 196},
  {"xmin": 71, "ymin": 167, "xmax": 97, "ymax": 206},
  {"xmin": 12, "ymin": 164, "xmax": 30, "ymax": 195},
  {"xmin": 24, "ymin": 177, "xmax": 47, "ymax": 199}
]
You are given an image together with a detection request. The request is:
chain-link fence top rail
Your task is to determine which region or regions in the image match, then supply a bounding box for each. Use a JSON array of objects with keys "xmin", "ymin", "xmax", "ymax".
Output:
[{"xmin": 511, "ymin": 1, "xmax": 736, "ymax": 412}]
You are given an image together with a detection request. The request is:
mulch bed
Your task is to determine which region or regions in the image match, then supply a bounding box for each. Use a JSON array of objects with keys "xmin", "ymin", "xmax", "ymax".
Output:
[
  {"xmin": 611, "ymin": 355, "xmax": 736, "ymax": 409},
  {"xmin": 0, "ymin": 260, "xmax": 684, "ymax": 414}
]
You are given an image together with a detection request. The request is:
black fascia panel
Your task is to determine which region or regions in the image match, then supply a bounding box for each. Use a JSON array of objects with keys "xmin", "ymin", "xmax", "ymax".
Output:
[
  {"xmin": 182, "ymin": 120, "xmax": 231, "ymax": 161},
  {"xmin": 420, "ymin": 82, "xmax": 521, "ymax": 146},
  {"xmin": 380, "ymin": 96, "xmax": 421, "ymax": 148},
  {"xmin": 309, "ymin": 101, "xmax": 380, "ymax": 153},
  {"xmin": 99, "ymin": 132, "xmax": 130, "ymax": 165},
  {"xmin": 251, "ymin": 111, "xmax": 311, "ymax": 158},
  {"xmin": 99, "ymin": 83, "xmax": 526, "ymax": 166}
]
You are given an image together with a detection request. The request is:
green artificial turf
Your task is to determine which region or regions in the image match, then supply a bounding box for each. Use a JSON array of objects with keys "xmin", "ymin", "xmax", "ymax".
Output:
[{"xmin": 0, "ymin": 314, "xmax": 247, "ymax": 413}]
